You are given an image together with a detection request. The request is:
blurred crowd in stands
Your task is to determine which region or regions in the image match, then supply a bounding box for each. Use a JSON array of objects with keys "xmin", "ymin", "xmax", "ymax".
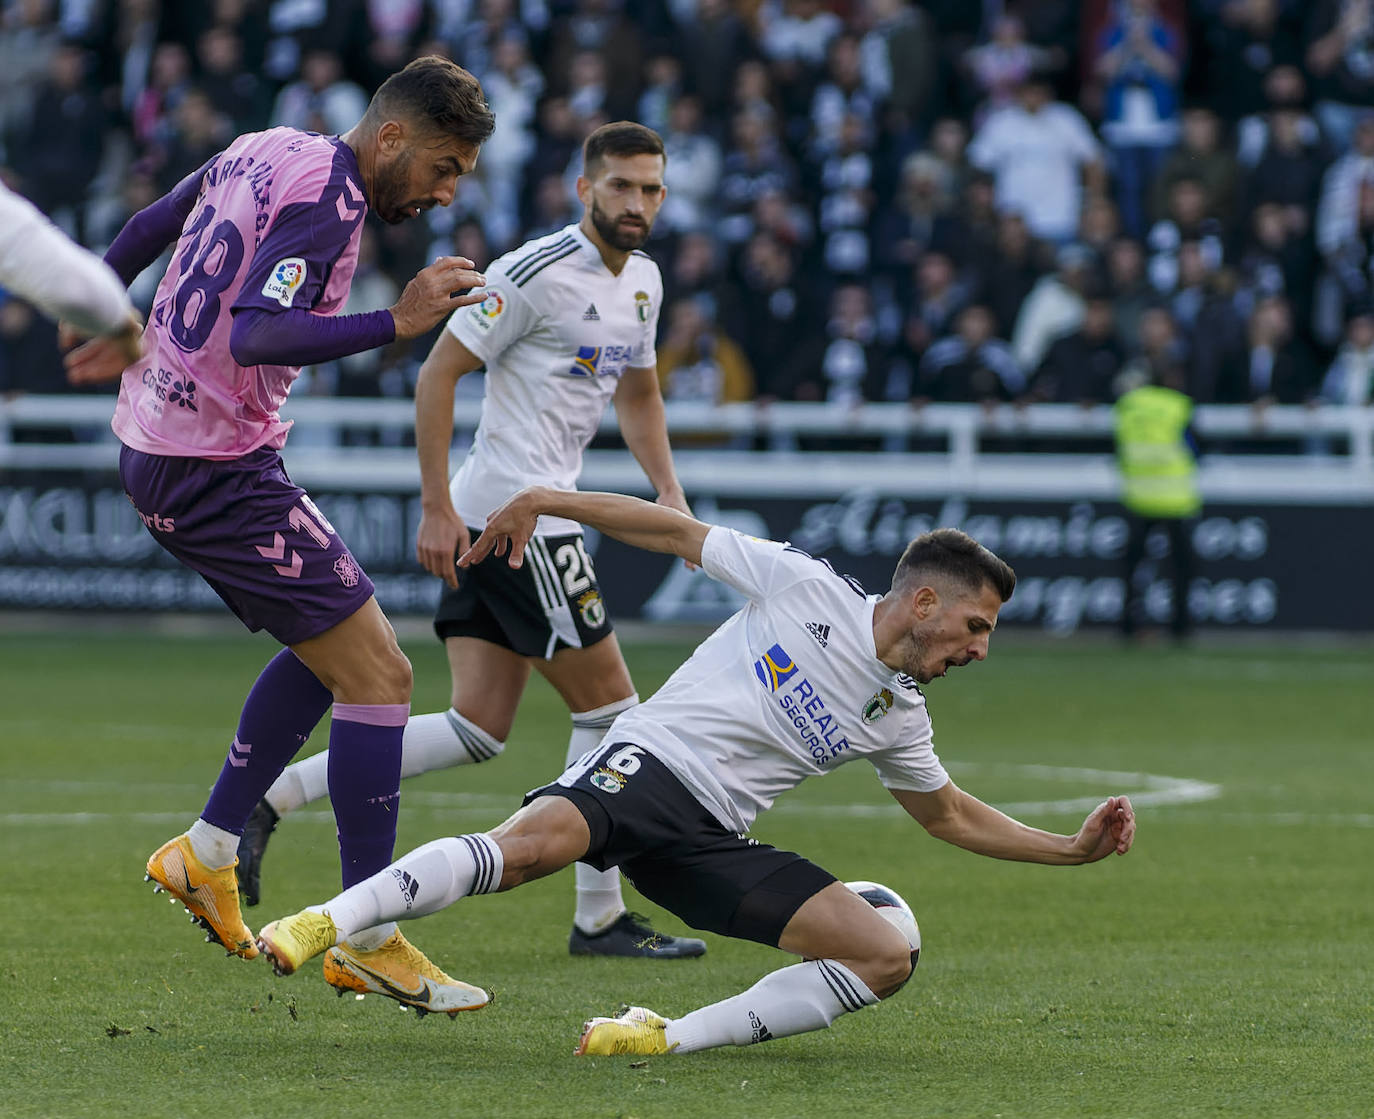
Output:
[{"xmin": 3, "ymin": 0, "xmax": 1374, "ymax": 419}]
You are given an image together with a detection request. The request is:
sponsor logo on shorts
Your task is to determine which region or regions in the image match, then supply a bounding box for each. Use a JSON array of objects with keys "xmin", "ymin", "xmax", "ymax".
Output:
[
  {"xmin": 130, "ymin": 498, "xmax": 176, "ymax": 533},
  {"xmin": 262, "ymin": 257, "xmax": 307, "ymax": 308},
  {"xmin": 748, "ymin": 1010, "xmax": 773, "ymax": 1043},
  {"xmin": 333, "ymin": 553, "xmax": 361, "ymax": 588},
  {"xmin": 470, "ymin": 288, "xmax": 505, "ymax": 329},
  {"xmin": 862, "ymin": 687, "xmax": 894, "ymax": 724},
  {"xmin": 589, "ymin": 768, "xmax": 625, "ymax": 793},
  {"xmin": 577, "ymin": 589, "xmax": 606, "ymax": 628}
]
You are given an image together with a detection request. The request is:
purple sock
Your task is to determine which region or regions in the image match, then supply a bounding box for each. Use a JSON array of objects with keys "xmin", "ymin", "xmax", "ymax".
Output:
[
  {"xmin": 201, "ymin": 649, "xmax": 333, "ymax": 834},
  {"xmin": 328, "ymin": 703, "xmax": 407, "ymax": 889}
]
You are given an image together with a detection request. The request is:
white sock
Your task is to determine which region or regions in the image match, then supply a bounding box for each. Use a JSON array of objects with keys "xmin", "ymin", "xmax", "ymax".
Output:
[
  {"xmin": 567, "ymin": 695, "xmax": 638, "ymax": 935},
  {"xmin": 264, "ymin": 749, "xmax": 327, "ymax": 815},
  {"xmin": 307, "ymin": 834, "xmax": 504, "ymax": 941},
  {"xmin": 663, "ymin": 960, "xmax": 879, "ymax": 1053},
  {"xmin": 265, "ymin": 708, "xmax": 505, "ymax": 815},
  {"xmin": 187, "ymin": 818, "xmax": 238, "ymax": 869},
  {"xmin": 402, "ymin": 708, "xmax": 505, "ymax": 775}
]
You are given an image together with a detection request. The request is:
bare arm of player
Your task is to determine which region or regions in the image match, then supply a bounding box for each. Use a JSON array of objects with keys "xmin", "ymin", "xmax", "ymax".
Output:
[
  {"xmin": 891, "ymin": 783, "xmax": 1136, "ymax": 865},
  {"xmin": 613, "ymin": 364, "xmax": 687, "ymax": 510},
  {"xmin": 614, "ymin": 364, "xmax": 696, "ymax": 569},
  {"xmin": 459, "ymin": 486, "xmax": 710, "ymax": 571},
  {"xmin": 415, "ymin": 330, "xmax": 486, "ymax": 588}
]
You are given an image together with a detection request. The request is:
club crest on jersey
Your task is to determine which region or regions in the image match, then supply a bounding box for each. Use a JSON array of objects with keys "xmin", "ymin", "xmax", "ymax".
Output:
[
  {"xmin": 634, "ymin": 290, "xmax": 651, "ymax": 323},
  {"xmin": 753, "ymin": 644, "xmax": 798, "ymax": 691},
  {"xmin": 862, "ymin": 687, "xmax": 894, "ymax": 724},
  {"xmin": 471, "ymin": 288, "xmax": 505, "ymax": 329},
  {"xmin": 263, "ymin": 258, "xmax": 306, "ymax": 308}
]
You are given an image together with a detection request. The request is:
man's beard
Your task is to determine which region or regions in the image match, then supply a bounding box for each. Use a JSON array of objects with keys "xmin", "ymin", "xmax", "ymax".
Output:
[
  {"xmin": 375, "ymin": 149, "xmax": 415, "ymax": 224},
  {"xmin": 901, "ymin": 629, "xmax": 933, "ymax": 683},
  {"xmin": 591, "ymin": 197, "xmax": 650, "ymax": 250}
]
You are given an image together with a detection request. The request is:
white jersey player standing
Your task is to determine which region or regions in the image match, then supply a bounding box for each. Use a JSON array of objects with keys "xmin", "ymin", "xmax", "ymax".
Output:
[
  {"xmin": 256, "ymin": 487, "xmax": 1137, "ymax": 1056},
  {"xmin": 241, "ymin": 122, "xmax": 704, "ymax": 958}
]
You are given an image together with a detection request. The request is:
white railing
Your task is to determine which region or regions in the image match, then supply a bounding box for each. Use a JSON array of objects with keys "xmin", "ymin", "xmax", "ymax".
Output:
[{"xmin": 2, "ymin": 396, "xmax": 1372, "ymax": 502}]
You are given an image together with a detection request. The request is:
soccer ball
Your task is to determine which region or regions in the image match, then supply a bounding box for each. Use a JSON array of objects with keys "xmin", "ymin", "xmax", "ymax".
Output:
[{"xmin": 845, "ymin": 880, "xmax": 921, "ymax": 966}]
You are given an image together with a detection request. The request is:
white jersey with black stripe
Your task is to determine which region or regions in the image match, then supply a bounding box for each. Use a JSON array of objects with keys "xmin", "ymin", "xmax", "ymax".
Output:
[
  {"xmin": 444, "ymin": 222, "xmax": 663, "ymax": 537},
  {"xmin": 567, "ymin": 526, "xmax": 951, "ymax": 833}
]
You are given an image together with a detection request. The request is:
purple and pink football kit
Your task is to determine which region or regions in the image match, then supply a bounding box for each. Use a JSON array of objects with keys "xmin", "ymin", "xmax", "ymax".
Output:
[{"xmin": 105, "ymin": 127, "xmax": 409, "ymax": 885}]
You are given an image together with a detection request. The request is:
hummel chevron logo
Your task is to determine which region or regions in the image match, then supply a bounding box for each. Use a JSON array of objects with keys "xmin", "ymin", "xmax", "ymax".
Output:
[
  {"xmin": 228, "ymin": 735, "xmax": 253, "ymax": 768},
  {"xmin": 805, "ymin": 621, "xmax": 831, "ymax": 648},
  {"xmin": 335, "ymin": 188, "xmax": 362, "ymax": 223},
  {"xmin": 254, "ymin": 533, "xmax": 303, "ymax": 578},
  {"xmin": 582, "ymin": 302, "xmax": 599, "ymax": 320}
]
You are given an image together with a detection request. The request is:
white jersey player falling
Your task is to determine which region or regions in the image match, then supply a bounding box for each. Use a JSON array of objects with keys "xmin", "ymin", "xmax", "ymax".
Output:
[
  {"xmin": 444, "ymin": 222, "xmax": 663, "ymax": 537},
  {"xmin": 563, "ymin": 527, "xmax": 952, "ymax": 833}
]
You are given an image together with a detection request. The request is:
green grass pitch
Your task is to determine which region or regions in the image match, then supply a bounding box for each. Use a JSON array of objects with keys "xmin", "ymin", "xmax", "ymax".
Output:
[{"xmin": 1, "ymin": 627, "xmax": 1371, "ymax": 1118}]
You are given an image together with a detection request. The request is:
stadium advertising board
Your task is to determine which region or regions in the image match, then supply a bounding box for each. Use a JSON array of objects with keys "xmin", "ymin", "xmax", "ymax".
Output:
[{"xmin": 1, "ymin": 472, "xmax": 1368, "ymax": 632}]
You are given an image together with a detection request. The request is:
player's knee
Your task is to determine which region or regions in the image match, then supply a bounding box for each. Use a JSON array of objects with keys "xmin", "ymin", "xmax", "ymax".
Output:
[
  {"xmin": 862, "ymin": 927, "xmax": 918, "ymax": 1000},
  {"xmin": 373, "ymin": 646, "xmax": 413, "ymax": 703}
]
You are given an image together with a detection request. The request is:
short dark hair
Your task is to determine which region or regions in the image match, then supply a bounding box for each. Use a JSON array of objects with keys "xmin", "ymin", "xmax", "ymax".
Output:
[
  {"xmin": 583, "ymin": 121, "xmax": 665, "ymax": 177},
  {"xmin": 892, "ymin": 528, "xmax": 1016, "ymax": 603},
  {"xmin": 367, "ymin": 56, "xmax": 495, "ymax": 148}
]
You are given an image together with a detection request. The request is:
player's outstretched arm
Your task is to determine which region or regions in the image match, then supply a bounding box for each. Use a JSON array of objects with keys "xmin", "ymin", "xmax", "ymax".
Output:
[
  {"xmin": 415, "ymin": 330, "xmax": 485, "ymax": 588},
  {"xmin": 458, "ymin": 485, "xmax": 710, "ymax": 571},
  {"xmin": 892, "ymin": 783, "xmax": 1135, "ymax": 865}
]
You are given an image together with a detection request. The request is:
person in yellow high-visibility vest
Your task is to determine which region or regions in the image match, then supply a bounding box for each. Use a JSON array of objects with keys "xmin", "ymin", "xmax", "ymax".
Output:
[{"xmin": 1114, "ymin": 367, "xmax": 1200, "ymax": 640}]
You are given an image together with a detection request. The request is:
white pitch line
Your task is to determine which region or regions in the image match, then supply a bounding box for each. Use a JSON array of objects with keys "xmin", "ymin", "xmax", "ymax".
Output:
[{"xmin": 0, "ymin": 764, "xmax": 1224, "ymax": 824}]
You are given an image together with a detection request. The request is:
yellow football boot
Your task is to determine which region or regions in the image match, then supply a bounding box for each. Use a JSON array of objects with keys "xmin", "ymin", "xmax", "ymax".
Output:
[
  {"xmin": 575, "ymin": 1005, "xmax": 677, "ymax": 1057},
  {"xmin": 322, "ymin": 930, "xmax": 489, "ymax": 1018},
  {"xmin": 257, "ymin": 910, "xmax": 339, "ymax": 976},
  {"xmin": 145, "ymin": 834, "xmax": 258, "ymax": 959}
]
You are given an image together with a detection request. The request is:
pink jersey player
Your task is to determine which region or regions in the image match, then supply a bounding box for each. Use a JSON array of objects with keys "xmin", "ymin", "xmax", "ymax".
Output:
[{"xmin": 113, "ymin": 128, "xmax": 368, "ymax": 458}]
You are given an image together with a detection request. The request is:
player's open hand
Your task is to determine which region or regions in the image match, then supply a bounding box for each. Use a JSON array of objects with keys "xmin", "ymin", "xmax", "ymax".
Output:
[
  {"xmin": 63, "ymin": 313, "xmax": 146, "ymax": 385},
  {"xmin": 1071, "ymin": 795, "xmax": 1136, "ymax": 863},
  {"xmin": 391, "ymin": 256, "xmax": 487, "ymax": 339},
  {"xmin": 457, "ymin": 487, "xmax": 546, "ymax": 571},
  {"xmin": 417, "ymin": 505, "xmax": 469, "ymax": 589}
]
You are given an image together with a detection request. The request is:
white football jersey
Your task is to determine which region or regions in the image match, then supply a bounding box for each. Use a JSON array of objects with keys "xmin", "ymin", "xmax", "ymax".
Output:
[
  {"xmin": 566, "ymin": 527, "xmax": 951, "ymax": 833},
  {"xmin": 445, "ymin": 223, "xmax": 663, "ymax": 536}
]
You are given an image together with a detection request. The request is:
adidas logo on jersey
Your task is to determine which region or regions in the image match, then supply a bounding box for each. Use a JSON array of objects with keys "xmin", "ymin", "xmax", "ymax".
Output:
[
  {"xmin": 805, "ymin": 621, "xmax": 830, "ymax": 648},
  {"xmin": 582, "ymin": 303, "xmax": 600, "ymax": 320}
]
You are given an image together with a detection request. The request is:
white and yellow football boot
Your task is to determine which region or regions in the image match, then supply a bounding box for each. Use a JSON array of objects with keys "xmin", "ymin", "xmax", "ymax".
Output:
[{"xmin": 321, "ymin": 930, "xmax": 489, "ymax": 1018}]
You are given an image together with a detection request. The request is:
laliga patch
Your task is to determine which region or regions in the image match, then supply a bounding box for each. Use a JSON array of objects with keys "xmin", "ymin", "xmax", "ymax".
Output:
[
  {"xmin": 262, "ymin": 257, "xmax": 307, "ymax": 308},
  {"xmin": 470, "ymin": 287, "xmax": 505, "ymax": 330}
]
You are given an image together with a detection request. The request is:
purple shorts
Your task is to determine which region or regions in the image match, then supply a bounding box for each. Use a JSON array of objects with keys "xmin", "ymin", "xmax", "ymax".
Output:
[{"xmin": 120, "ymin": 444, "xmax": 375, "ymax": 645}]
